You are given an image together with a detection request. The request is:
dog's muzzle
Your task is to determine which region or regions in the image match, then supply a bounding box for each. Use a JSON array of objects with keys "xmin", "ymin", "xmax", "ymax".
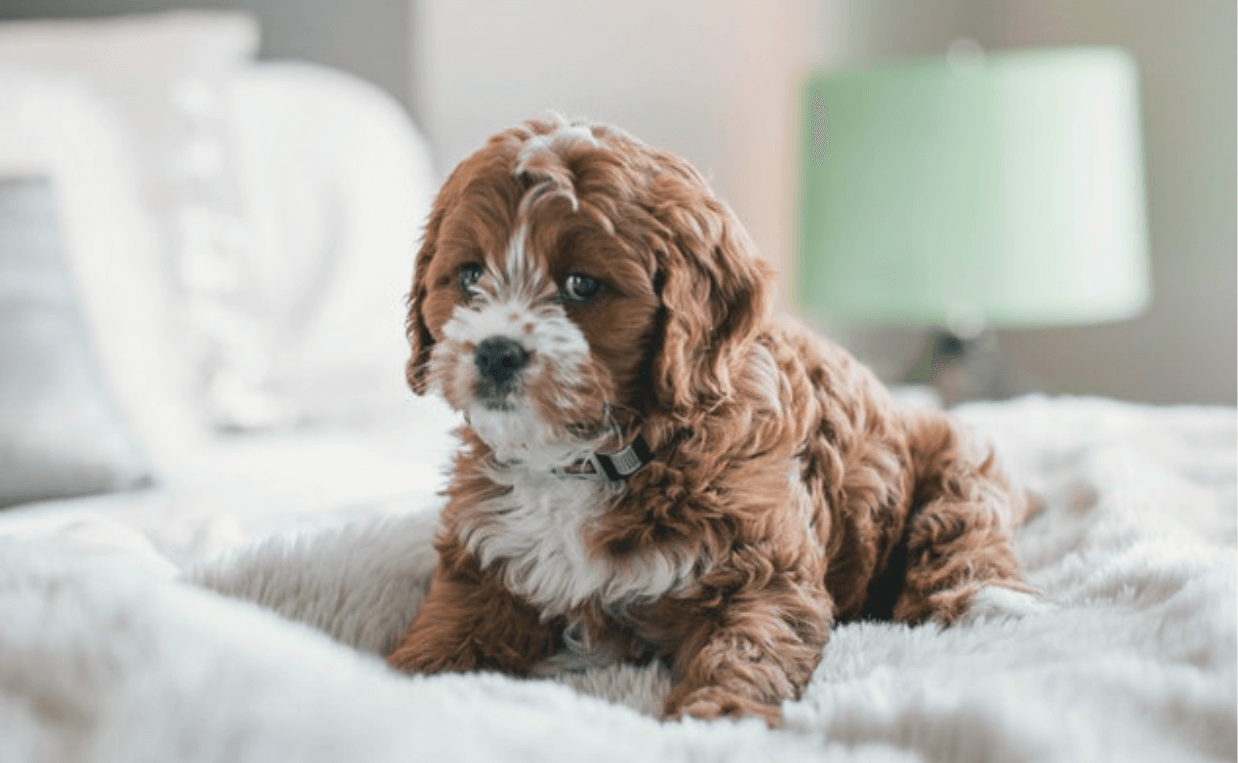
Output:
[{"xmin": 475, "ymin": 336, "xmax": 529, "ymax": 405}]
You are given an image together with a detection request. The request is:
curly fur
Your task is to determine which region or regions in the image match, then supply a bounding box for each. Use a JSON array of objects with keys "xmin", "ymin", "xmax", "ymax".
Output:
[{"xmin": 387, "ymin": 116, "xmax": 1035, "ymax": 725}]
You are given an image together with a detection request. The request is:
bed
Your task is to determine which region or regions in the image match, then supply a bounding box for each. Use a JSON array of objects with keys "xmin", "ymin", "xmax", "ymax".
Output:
[
  {"xmin": 0, "ymin": 12, "xmax": 1234, "ymax": 763},
  {"xmin": 2, "ymin": 396, "xmax": 1233, "ymax": 762}
]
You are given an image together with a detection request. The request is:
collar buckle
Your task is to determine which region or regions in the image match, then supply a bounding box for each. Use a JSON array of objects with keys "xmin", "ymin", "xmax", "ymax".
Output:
[{"xmin": 555, "ymin": 435, "xmax": 654, "ymax": 482}]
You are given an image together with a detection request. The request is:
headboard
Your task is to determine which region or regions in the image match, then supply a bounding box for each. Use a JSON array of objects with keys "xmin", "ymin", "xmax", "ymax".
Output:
[{"xmin": 0, "ymin": 0, "xmax": 413, "ymax": 116}]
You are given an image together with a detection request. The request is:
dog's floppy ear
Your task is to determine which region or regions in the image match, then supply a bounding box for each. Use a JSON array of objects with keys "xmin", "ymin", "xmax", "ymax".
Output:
[
  {"xmin": 405, "ymin": 199, "xmax": 449, "ymax": 395},
  {"xmin": 651, "ymin": 189, "xmax": 773, "ymax": 417}
]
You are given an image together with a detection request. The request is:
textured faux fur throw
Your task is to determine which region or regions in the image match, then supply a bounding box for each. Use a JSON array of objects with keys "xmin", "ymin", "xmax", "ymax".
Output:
[{"xmin": 1, "ymin": 397, "xmax": 1234, "ymax": 762}]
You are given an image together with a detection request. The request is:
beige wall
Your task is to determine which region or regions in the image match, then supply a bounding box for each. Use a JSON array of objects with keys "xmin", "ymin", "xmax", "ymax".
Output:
[
  {"xmin": 413, "ymin": 0, "xmax": 1235, "ymax": 405},
  {"xmin": 413, "ymin": 0, "xmax": 817, "ymax": 301}
]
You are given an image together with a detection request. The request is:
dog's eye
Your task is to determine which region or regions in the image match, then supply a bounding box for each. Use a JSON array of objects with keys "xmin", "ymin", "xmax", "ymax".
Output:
[
  {"xmin": 562, "ymin": 274, "xmax": 603, "ymax": 303},
  {"xmin": 458, "ymin": 263, "xmax": 484, "ymax": 294}
]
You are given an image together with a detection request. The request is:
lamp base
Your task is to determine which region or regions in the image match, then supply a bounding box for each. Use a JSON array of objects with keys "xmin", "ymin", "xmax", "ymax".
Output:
[{"xmin": 903, "ymin": 328, "xmax": 1031, "ymax": 408}]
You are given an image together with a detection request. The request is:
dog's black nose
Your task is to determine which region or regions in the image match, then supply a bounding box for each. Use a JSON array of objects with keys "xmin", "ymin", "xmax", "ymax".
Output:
[{"xmin": 475, "ymin": 336, "xmax": 530, "ymax": 384}]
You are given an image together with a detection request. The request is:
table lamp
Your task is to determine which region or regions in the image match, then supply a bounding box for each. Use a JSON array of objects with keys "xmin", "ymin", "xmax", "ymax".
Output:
[{"xmin": 796, "ymin": 46, "xmax": 1149, "ymax": 405}]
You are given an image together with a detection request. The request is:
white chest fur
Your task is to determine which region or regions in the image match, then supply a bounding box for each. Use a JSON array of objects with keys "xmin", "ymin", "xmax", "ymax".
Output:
[{"xmin": 457, "ymin": 469, "xmax": 698, "ymax": 617}]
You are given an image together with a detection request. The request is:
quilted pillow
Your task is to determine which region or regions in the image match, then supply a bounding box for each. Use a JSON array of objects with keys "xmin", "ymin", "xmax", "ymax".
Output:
[
  {"xmin": 0, "ymin": 177, "xmax": 151, "ymax": 508},
  {"xmin": 0, "ymin": 11, "xmax": 270, "ymax": 440}
]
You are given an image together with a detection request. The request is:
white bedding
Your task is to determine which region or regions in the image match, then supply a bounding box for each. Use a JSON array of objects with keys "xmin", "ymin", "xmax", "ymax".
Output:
[
  {"xmin": 0, "ymin": 396, "xmax": 1234, "ymax": 762},
  {"xmin": 0, "ymin": 395, "xmax": 460, "ymax": 570}
]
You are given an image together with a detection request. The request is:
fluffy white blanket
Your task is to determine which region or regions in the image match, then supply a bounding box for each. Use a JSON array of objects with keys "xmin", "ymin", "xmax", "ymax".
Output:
[{"xmin": 1, "ymin": 397, "xmax": 1234, "ymax": 762}]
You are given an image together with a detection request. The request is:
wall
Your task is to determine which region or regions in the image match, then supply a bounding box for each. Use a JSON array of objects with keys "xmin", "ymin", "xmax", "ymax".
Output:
[
  {"xmin": 413, "ymin": 0, "xmax": 826, "ymax": 305},
  {"xmin": 416, "ymin": 0, "xmax": 1234, "ymax": 405},
  {"xmin": 3, "ymin": 0, "xmax": 1231, "ymax": 404}
]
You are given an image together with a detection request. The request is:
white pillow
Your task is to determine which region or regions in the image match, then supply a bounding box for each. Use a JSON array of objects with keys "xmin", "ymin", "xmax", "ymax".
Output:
[
  {"xmin": 0, "ymin": 14, "xmax": 439, "ymax": 439},
  {"xmin": 0, "ymin": 71, "xmax": 203, "ymax": 474},
  {"xmin": 0, "ymin": 12, "xmax": 263, "ymax": 460},
  {"xmin": 225, "ymin": 62, "xmax": 438, "ymax": 426},
  {"xmin": 0, "ymin": 175, "xmax": 153, "ymax": 507}
]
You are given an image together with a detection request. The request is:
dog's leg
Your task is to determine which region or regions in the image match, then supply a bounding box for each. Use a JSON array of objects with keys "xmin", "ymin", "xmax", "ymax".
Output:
[
  {"xmin": 662, "ymin": 579, "xmax": 831, "ymax": 726},
  {"xmin": 890, "ymin": 496, "xmax": 1035, "ymax": 625},
  {"xmin": 386, "ymin": 561, "xmax": 559, "ymax": 675},
  {"xmin": 892, "ymin": 414, "xmax": 1038, "ymax": 626}
]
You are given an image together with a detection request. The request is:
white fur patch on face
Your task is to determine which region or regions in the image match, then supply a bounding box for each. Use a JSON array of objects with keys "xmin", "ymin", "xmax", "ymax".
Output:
[
  {"xmin": 441, "ymin": 296, "xmax": 587, "ymax": 367},
  {"xmin": 457, "ymin": 468, "xmax": 700, "ymax": 618},
  {"xmin": 499, "ymin": 223, "xmax": 537, "ymax": 292},
  {"xmin": 468, "ymin": 403, "xmax": 593, "ymax": 469},
  {"xmin": 440, "ymin": 297, "xmax": 591, "ymax": 454},
  {"xmin": 436, "ymin": 240, "xmax": 595, "ymax": 462}
]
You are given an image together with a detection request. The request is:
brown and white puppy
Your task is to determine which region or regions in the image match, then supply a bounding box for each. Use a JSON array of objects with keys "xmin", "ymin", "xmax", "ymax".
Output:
[{"xmin": 387, "ymin": 116, "xmax": 1038, "ymax": 725}]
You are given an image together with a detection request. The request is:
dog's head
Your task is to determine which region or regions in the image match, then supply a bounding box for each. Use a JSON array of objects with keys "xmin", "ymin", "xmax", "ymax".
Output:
[{"xmin": 407, "ymin": 117, "xmax": 772, "ymax": 464}]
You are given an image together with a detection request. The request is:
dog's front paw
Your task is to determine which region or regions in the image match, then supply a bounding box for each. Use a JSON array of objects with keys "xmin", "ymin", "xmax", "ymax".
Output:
[
  {"xmin": 664, "ymin": 686, "xmax": 782, "ymax": 727},
  {"xmin": 960, "ymin": 585, "xmax": 1054, "ymax": 625}
]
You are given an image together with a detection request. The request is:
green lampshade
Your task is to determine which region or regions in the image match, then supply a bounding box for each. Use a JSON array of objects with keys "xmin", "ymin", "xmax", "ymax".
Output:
[{"xmin": 796, "ymin": 47, "xmax": 1150, "ymax": 329}]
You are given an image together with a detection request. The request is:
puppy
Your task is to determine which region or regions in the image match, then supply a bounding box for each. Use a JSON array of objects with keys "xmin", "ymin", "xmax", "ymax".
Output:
[{"xmin": 387, "ymin": 116, "xmax": 1036, "ymax": 724}]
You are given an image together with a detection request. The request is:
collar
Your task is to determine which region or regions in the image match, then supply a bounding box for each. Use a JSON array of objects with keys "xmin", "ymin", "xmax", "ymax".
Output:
[{"xmin": 552, "ymin": 435, "xmax": 654, "ymax": 482}]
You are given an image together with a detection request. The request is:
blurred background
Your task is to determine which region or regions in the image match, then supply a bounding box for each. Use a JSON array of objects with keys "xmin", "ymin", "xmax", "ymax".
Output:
[{"xmin": 1, "ymin": 0, "xmax": 1234, "ymax": 407}]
